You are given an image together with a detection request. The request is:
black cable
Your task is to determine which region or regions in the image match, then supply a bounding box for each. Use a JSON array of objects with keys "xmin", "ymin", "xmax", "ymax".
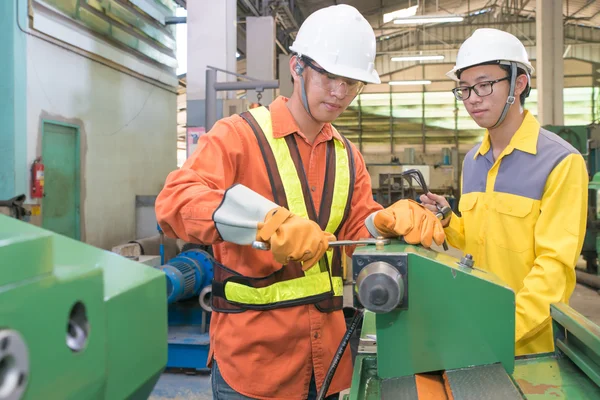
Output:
[{"xmin": 316, "ymin": 308, "xmax": 364, "ymax": 400}]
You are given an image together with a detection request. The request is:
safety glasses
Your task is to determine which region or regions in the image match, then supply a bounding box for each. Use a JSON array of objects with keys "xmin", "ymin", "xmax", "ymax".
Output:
[{"xmin": 303, "ymin": 58, "xmax": 365, "ymax": 97}]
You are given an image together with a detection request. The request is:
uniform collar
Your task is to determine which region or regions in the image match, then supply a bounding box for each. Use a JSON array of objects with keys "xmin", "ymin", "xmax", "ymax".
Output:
[
  {"xmin": 474, "ymin": 110, "xmax": 540, "ymax": 159},
  {"xmin": 269, "ymin": 96, "xmax": 344, "ymax": 144}
]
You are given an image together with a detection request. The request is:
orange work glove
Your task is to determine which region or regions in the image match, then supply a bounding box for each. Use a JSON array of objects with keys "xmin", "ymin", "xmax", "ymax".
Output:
[
  {"xmin": 256, "ymin": 207, "xmax": 335, "ymax": 270},
  {"xmin": 374, "ymin": 199, "xmax": 445, "ymax": 248}
]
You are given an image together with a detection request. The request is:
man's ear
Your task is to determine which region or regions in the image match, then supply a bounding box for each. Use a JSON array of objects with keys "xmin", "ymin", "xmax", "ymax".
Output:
[
  {"xmin": 514, "ymin": 74, "xmax": 529, "ymax": 98},
  {"xmin": 289, "ymin": 55, "xmax": 304, "ymax": 79}
]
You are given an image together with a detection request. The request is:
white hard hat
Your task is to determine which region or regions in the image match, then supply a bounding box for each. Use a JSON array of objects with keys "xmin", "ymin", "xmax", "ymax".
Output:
[
  {"xmin": 289, "ymin": 4, "xmax": 380, "ymax": 84},
  {"xmin": 446, "ymin": 28, "xmax": 534, "ymax": 81}
]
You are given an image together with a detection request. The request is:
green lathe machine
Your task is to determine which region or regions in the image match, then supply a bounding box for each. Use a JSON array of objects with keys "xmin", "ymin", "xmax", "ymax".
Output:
[
  {"xmin": 346, "ymin": 241, "xmax": 600, "ymax": 399},
  {"xmin": 0, "ymin": 214, "xmax": 167, "ymax": 400}
]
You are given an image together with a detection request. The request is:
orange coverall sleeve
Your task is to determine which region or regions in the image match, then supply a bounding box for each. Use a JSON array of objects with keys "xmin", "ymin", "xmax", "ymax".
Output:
[{"xmin": 155, "ymin": 118, "xmax": 249, "ymax": 244}]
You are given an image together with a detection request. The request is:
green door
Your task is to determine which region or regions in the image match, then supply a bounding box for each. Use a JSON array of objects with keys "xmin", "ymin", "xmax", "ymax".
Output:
[{"xmin": 42, "ymin": 121, "xmax": 80, "ymax": 240}]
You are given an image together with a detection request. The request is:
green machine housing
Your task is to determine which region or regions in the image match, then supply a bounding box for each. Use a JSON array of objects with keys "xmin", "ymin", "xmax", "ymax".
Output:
[
  {"xmin": 0, "ymin": 215, "xmax": 168, "ymax": 399},
  {"xmin": 347, "ymin": 241, "xmax": 600, "ymax": 399},
  {"xmin": 544, "ymin": 124, "xmax": 600, "ymax": 274}
]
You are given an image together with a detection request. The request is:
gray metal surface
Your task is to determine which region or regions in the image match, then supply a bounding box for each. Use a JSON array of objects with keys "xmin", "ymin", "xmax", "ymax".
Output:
[
  {"xmin": 356, "ymin": 261, "xmax": 404, "ymax": 313},
  {"xmin": 0, "ymin": 329, "xmax": 29, "ymax": 400},
  {"xmin": 444, "ymin": 363, "xmax": 522, "ymax": 400},
  {"xmin": 381, "ymin": 376, "xmax": 419, "ymax": 400}
]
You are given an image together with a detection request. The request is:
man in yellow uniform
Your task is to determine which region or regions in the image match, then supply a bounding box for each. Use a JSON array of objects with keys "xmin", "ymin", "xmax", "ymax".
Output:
[{"xmin": 421, "ymin": 28, "xmax": 588, "ymax": 356}]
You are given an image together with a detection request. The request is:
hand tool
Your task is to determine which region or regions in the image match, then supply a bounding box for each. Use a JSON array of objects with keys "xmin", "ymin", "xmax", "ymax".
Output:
[
  {"xmin": 400, "ymin": 169, "xmax": 451, "ymax": 251},
  {"xmin": 251, "ymin": 237, "xmax": 391, "ymax": 251}
]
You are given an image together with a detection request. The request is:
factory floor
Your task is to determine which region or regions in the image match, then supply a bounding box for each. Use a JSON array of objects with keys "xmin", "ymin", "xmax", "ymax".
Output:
[{"xmin": 149, "ymin": 253, "xmax": 600, "ymax": 400}]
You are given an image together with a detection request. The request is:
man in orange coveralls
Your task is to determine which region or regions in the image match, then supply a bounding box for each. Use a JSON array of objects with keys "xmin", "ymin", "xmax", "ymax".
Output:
[{"xmin": 155, "ymin": 4, "xmax": 445, "ymax": 400}]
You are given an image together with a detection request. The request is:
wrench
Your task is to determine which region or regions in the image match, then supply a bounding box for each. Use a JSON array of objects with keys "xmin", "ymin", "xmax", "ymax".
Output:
[
  {"xmin": 328, "ymin": 238, "xmax": 390, "ymax": 247},
  {"xmin": 251, "ymin": 237, "xmax": 390, "ymax": 251},
  {"xmin": 252, "ymin": 201, "xmax": 451, "ymax": 251},
  {"xmin": 400, "ymin": 169, "xmax": 451, "ymax": 251}
]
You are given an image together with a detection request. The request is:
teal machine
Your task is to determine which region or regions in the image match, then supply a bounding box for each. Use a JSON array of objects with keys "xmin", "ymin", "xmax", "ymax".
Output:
[
  {"xmin": 545, "ymin": 124, "xmax": 600, "ymax": 274},
  {"xmin": 345, "ymin": 241, "xmax": 600, "ymax": 399},
  {"xmin": 0, "ymin": 215, "xmax": 168, "ymax": 399}
]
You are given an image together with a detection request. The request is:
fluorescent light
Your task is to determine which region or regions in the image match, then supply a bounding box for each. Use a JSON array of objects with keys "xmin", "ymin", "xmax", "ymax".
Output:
[
  {"xmin": 383, "ymin": 5, "xmax": 419, "ymax": 23},
  {"xmin": 393, "ymin": 15, "xmax": 464, "ymax": 24},
  {"xmin": 389, "ymin": 80, "xmax": 432, "ymax": 85},
  {"xmin": 391, "ymin": 55, "xmax": 445, "ymax": 62}
]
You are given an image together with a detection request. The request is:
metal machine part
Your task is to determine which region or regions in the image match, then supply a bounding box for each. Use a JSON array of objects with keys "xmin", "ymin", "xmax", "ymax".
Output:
[
  {"xmin": 351, "ymin": 241, "xmax": 514, "ymax": 380},
  {"xmin": 458, "ymin": 254, "xmax": 475, "ymax": 268},
  {"xmin": 349, "ymin": 303, "xmax": 600, "ymax": 399},
  {"xmin": 0, "ymin": 195, "xmax": 30, "ymax": 221},
  {"xmin": 0, "ymin": 330, "xmax": 29, "ymax": 400},
  {"xmin": 66, "ymin": 302, "xmax": 89, "ymax": 353},
  {"xmin": 353, "ymin": 250, "xmax": 409, "ymax": 313},
  {"xmin": 198, "ymin": 285, "xmax": 213, "ymax": 312},
  {"xmin": 355, "ymin": 261, "xmax": 405, "ymax": 313},
  {"xmin": 159, "ymin": 249, "xmax": 215, "ymax": 372},
  {"xmin": 159, "ymin": 250, "xmax": 214, "ymax": 305},
  {"xmin": 346, "ymin": 242, "xmax": 600, "ymax": 399}
]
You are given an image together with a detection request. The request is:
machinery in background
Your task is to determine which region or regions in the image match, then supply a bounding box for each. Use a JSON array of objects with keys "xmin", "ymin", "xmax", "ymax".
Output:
[
  {"xmin": 344, "ymin": 241, "xmax": 600, "ymax": 399},
  {"xmin": 545, "ymin": 124, "xmax": 600, "ymax": 273},
  {"xmin": 0, "ymin": 194, "xmax": 30, "ymax": 221},
  {"xmin": 369, "ymin": 151, "xmax": 458, "ymax": 210},
  {"xmin": 0, "ymin": 214, "xmax": 167, "ymax": 400},
  {"xmin": 159, "ymin": 247, "xmax": 214, "ymax": 372},
  {"xmin": 112, "ymin": 222, "xmax": 215, "ymax": 373},
  {"xmin": 374, "ymin": 172, "xmax": 418, "ymax": 207},
  {"xmin": 373, "ymin": 165, "xmax": 457, "ymax": 211}
]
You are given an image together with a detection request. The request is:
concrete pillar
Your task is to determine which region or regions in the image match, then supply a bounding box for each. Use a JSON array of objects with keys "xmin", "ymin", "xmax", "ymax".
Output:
[
  {"xmin": 536, "ymin": 0, "xmax": 564, "ymax": 125},
  {"xmin": 186, "ymin": 0, "xmax": 237, "ymax": 130},
  {"xmin": 246, "ymin": 16, "xmax": 276, "ymax": 104},
  {"xmin": 0, "ymin": 0, "xmax": 27, "ymax": 199},
  {"xmin": 278, "ymin": 54, "xmax": 294, "ymax": 98}
]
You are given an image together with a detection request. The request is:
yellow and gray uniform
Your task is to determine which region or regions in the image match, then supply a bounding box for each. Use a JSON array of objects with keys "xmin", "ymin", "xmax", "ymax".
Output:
[{"xmin": 445, "ymin": 111, "xmax": 588, "ymax": 356}]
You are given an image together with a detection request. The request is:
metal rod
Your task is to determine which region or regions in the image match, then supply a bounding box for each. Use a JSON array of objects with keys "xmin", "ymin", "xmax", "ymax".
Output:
[
  {"xmin": 421, "ymin": 64, "xmax": 426, "ymax": 154},
  {"xmin": 214, "ymin": 80, "xmax": 279, "ymax": 91},
  {"xmin": 205, "ymin": 67, "xmax": 278, "ymax": 131},
  {"xmin": 389, "ymin": 86, "xmax": 394, "ymax": 154},
  {"xmin": 165, "ymin": 16, "xmax": 186, "ymax": 24},
  {"xmin": 207, "ymin": 65, "xmax": 262, "ymax": 81},
  {"xmin": 205, "ymin": 68, "xmax": 217, "ymax": 131}
]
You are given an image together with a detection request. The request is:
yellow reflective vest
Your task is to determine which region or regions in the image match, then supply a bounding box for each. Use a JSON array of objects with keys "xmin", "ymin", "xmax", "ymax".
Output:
[
  {"xmin": 211, "ymin": 106, "xmax": 355, "ymax": 313},
  {"xmin": 445, "ymin": 111, "xmax": 588, "ymax": 355}
]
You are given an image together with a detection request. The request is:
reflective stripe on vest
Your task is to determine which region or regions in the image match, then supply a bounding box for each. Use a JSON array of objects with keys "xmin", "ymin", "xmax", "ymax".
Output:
[{"xmin": 219, "ymin": 106, "xmax": 350, "ymax": 309}]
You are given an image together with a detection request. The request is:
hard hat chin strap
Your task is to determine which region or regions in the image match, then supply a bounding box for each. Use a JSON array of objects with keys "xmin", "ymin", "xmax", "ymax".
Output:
[
  {"xmin": 295, "ymin": 59, "xmax": 314, "ymax": 119},
  {"xmin": 491, "ymin": 62, "xmax": 517, "ymax": 129}
]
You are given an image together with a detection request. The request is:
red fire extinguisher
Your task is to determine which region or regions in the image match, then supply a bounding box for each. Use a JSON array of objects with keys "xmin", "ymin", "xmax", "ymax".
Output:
[{"xmin": 31, "ymin": 157, "xmax": 45, "ymax": 199}]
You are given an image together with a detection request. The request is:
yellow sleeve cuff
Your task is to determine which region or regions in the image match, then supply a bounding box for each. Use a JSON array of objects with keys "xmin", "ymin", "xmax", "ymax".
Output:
[{"xmin": 444, "ymin": 212, "xmax": 465, "ymax": 250}]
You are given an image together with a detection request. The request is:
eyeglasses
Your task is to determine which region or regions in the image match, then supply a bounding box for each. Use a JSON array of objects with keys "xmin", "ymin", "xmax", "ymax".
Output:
[
  {"xmin": 303, "ymin": 58, "xmax": 365, "ymax": 97},
  {"xmin": 452, "ymin": 76, "xmax": 510, "ymax": 101}
]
